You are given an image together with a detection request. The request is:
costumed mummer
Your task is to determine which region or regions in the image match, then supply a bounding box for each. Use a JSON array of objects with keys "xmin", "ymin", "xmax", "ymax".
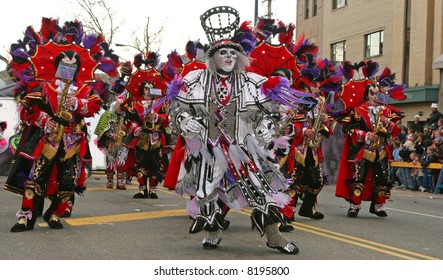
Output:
[
  {"xmin": 4, "ymin": 18, "xmax": 119, "ymax": 231},
  {"xmin": 164, "ymin": 6, "xmax": 313, "ymax": 254}
]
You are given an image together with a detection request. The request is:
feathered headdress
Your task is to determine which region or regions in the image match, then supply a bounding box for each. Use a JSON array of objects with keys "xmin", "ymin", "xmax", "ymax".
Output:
[
  {"xmin": 133, "ymin": 51, "xmax": 160, "ymax": 69},
  {"xmin": 337, "ymin": 60, "xmax": 406, "ymax": 110},
  {"xmin": 9, "ymin": 17, "xmax": 120, "ymax": 101},
  {"xmin": 200, "ymin": 6, "xmax": 256, "ymax": 57},
  {"xmin": 376, "ymin": 66, "xmax": 406, "ymax": 101}
]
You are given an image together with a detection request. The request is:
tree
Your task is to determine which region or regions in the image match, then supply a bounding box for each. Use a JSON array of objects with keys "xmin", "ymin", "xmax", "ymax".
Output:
[
  {"xmin": 75, "ymin": 0, "xmax": 122, "ymax": 44},
  {"xmin": 129, "ymin": 17, "xmax": 165, "ymax": 54},
  {"xmin": 75, "ymin": 0, "xmax": 165, "ymax": 56}
]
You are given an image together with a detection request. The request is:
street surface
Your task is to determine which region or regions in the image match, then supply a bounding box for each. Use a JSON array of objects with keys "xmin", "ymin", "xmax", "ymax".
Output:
[{"xmin": 0, "ymin": 173, "xmax": 442, "ymax": 261}]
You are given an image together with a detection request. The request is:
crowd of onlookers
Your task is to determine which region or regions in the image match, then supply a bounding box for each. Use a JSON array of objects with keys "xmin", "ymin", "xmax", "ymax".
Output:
[{"xmin": 388, "ymin": 103, "xmax": 443, "ymax": 193}]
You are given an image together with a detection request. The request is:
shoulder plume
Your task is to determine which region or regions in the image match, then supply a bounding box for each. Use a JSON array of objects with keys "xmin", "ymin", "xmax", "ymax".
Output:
[
  {"xmin": 185, "ymin": 41, "xmax": 198, "ymax": 60},
  {"xmin": 232, "ymin": 21, "xmax": 256, "ymax": 56}
]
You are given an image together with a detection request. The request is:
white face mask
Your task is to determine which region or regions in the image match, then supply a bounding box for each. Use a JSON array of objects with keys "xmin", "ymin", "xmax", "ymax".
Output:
[{"xmin": 214, "ymin": 47, "xmax": 237, "ymax": 73}]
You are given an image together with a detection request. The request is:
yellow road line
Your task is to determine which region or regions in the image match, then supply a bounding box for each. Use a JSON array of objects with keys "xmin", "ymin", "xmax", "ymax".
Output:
[
  {"xmin": 65, "ymin": 209, "xmax": 188, "ymax": 226},
  {"xmin": 291, "ymin": 222, "xmax": 439, "ymax": 260},
  {"xmin": 60, "ymin": 185, "xmax": 439, "ymax": 260},
  {"xmin": 239, "ymin": 209, "xmax": 438, "ymax": 260}
]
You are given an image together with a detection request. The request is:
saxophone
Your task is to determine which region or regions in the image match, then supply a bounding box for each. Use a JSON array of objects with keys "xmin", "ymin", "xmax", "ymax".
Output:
[
  {"xmin": 371, "ymin": 106, "xmax": 387, "ymax": 149},
  {"xmin": 48, "ymin": 81, "xmax": 73, "ymax": 143},
  {"xmin": 307, "ymin": 95, "xmax": 326, "ymax": 149},
  {"xmin": 108, "ymin": 115, "xmax": 126, "ymax": 154},
  {"xmin": 114, "ymin": 115, "xmax": 126, "ymax": 148}
]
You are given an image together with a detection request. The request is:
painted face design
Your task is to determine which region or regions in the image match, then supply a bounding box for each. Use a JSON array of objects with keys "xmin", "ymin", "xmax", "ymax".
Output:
[{"xmin": 214, "ymin": 47, "xmax": 237, "ymax": 73}]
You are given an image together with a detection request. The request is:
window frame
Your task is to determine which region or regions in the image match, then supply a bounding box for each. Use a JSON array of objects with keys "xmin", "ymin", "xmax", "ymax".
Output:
[
  {"xmin": 364, "ymin": 30, "xmax": 384, "ymax": 58},
  {"xmin": 305, "ymin": 0, "xmax": 310, "ymax": 19},
  {"xmin": 331, "ymin": 41, "xmax": 346, "ymax": 63},
  {"xmin": 313, "ymin": 0, "xmax": 318, "ymax": 16},
  {"xmin": 333, "ymin": 0, "xmax": 347, "ymax": 9}
]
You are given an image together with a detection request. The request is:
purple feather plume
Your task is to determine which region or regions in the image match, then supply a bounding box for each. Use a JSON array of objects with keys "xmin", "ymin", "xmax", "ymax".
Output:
[
  {"xmin": 185, "ymin": 41, "xmax": 198, "ymax": 60},
  {"xmin": 149, "ymin": 75, "xmax": 184, "ymax": 112},
  {"xmin": 82, "ymin": 33, "xmax": 98, "ymax": 50},
  {"xmin": 11, "ymin": 48, "xmax": 29, "ymax": 62}
]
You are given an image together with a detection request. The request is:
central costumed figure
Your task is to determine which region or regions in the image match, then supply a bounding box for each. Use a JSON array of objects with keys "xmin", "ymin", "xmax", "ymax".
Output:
[{"xmin": 164, "ymin": 6, "xmax": 311, "ymax": 254}]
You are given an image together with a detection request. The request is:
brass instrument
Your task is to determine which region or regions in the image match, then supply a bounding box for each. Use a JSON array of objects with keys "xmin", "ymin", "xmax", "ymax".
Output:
[
  {"xmin": 114, "ymin": 116, "xmax": 126, "ymax": 147},
  {"xmin": 371, "ymin": 106, "xmax": 387, "ymax": 149},
  {"xmin": 136, "ymin": 98, "xmax": 161, "ymax": 151},
  {"xmin": 307, "ymin": 96, "xmax": 326, "ymax": 149},
  {"xmin": 48, "ymin": 81, "xmax": 73, "ymax": 143},
  {"xmin": 142, "ymin": 98, "xmax": 156, "ymax": 131},
  {"xmin": 108, "ymin": 115, "xmax": 126, "ymax": 154}
]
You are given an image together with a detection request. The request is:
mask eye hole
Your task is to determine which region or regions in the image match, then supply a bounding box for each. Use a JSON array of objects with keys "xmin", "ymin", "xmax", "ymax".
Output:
[{"xmin": 219, "ymin": 50, "xmax": 228, "ymax": 55}]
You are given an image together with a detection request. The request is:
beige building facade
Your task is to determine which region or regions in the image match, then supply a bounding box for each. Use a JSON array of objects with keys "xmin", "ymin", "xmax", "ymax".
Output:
[{"xmin": 296, "ymin": 0, "xmax": 443, "ymax": 125}]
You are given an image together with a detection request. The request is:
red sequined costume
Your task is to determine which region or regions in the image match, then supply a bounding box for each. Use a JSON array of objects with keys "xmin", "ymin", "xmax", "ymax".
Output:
[{"xmin": 5, "ymin": 18, "xmax": 119, "ymax": 231}]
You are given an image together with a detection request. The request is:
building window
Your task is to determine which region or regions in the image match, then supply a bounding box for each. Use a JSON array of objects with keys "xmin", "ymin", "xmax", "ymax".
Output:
[
  {"xmin": 365, "ymin": 31, "xmax": 384, "ymax": 57},
  {"xmin": 333, "ymin": 0, "xmax": 347, "ymax": 9},
  {"xmin": 305, "ymin": 0, "xmax": 310, "ymax": 19},
  {"xmin": 331, "ymin": 41, "xmax": 346, "ymax": 62},
  {"xmin": 313, "ymin": 0, "xmax": 318, "ymax": 16}
]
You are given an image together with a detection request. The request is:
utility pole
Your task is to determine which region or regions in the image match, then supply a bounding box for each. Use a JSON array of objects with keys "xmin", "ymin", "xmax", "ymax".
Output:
[
  {"xmin": 255, "ymin": 0, "xmax": 258, "ymax": 25},
  {"xmin": 260, "ymin": 0, "xmax": 273, "ymax": 18},
  {"xmin": 267, "ymin": 0, "xmax": 273, "ymax": 18}
]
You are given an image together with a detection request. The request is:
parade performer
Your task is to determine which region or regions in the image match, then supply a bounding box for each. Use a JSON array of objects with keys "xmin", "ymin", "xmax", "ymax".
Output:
[
  {"xmin": 248, "ymin": 19, "xmax": 337, "ymax": 229},
  {"xmin": 94, "ymin": 98, "xmax": 128, "ymax": 190},
  {"xmin": 4, "ymin": 18, "xmax": 119, "ymax": 231},
  {"xmin": 283, "ymin": 57, "xmax": 342, "ymax": 221},
  {"xmin": 335, "ymin": 61, "xmax": 405, "ymax": 218},
  {"xmin": 161, "ymin": 6, "xmax": 311, "ymax": 254},
  {"xmin": 114, "ymin": 52, "xmax": 169, "ymax": 199}
]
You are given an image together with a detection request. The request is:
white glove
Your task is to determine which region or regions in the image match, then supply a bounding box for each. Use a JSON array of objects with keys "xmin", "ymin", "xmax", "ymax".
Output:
[
  {"xmin": 257, "ymin": 128, "xmax": 273, "ymax": 145},
  {"xmin": 256, "ymin": 118, "xmax": 275, "ymax": 145},
  {"xmin": 116, "ymin": 147, "xmax": 129, "ymax": 166},
  {"xmin": 180, "ymin": 116, "xmax": 204, "ymax": 135}
]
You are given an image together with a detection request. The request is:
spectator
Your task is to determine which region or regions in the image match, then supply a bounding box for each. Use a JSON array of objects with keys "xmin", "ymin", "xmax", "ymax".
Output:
[
  {"xmin": 422, "ymin": 124, "xmax": 432, "ymax": 142},
  {"xmin": 427, "ymin": 103, "xmax": 442, "ymax": 126},
  {"xmin": 410, "ymin": 151, "xmax": 423, "ymax": 190},
  {"xmin": 433, "ymin": 129, "xmax": 443, "ymax": 143},
  {"xmin": 390, "ymin": 140, "xmax": 402, "ymax": 188},
  {"xmin": 398, "ymin": 126, "xmax": 408, "ymax": 143},
  {"xmin": 420, "ymin": 144, "xmax": 438, "ymax": 192},
  {"xmin": 414, "ymin": 132, "xmax": 425, "ymax": 156},
  {"xmin": 398, "ymin": 140, "xmax": 417, "ymax": 190},
  {"xmin": 410, "ymin": 115, "xmax": 423, "ymax": 133},
  {"xmin": 406, "ymin": 127, "xmax": 415, "ymax": 141}
]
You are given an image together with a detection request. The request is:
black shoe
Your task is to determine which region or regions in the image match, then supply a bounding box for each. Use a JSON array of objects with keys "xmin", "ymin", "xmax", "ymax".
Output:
[
  {"xmin": 148, "ymin": 192, "xmax": 158, "ymax": 199},
  {"xmin": 266, "ymin": 242, "xmax": 299, "ymax": 254},
  {"xmin": 347, "ymin": 208, "xmax": 359, "ymax": 218},
  {"xmin": 10, "ymin": 223, "xmax": 28, "ymax": 232},
  {"xmin": 279, "ymin": 225, "xmax": 294, "ymax": 232},
  {"xmin": 222, "ymin": 219, "xmax": 230, "ymax": 230},
  {"xmin": 47, "ymin": 220, "xmax": 63, "ymax": 229},
  {"xmin": 299, "ymin": 210, "xmax": 324, "ymax": 220},
  {"xmin": 133, "ymin": 192, "xmax": 149, "ymax": 199},
  {"xmin": 374, "ymin": 210, "xmax": 388, "ymax": 217},
  {"xmin": 369, "ymin": 203, "xmax": 375, "ymax": 214},
  {"xmin": 60, "ymin": 210, "xmax": 71, "ymax": 218},
  {"xmin": 189, "ymin": 217, "xmax": 207, "ymax": 234},
  {"xmin": 202, "ymin": 237, "xmax": 222, "ymax": 250}
]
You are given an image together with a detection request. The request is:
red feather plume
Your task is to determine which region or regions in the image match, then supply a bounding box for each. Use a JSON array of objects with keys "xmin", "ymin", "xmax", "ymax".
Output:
[{"xmin": 40, "ymin": 18, "xmax": 59, "ymax": 42}]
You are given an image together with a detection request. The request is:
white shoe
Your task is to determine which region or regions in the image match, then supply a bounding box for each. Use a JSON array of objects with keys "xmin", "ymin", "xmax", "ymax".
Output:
[{"xmin": 419, "ymin": 187, "xmax": 425, "ymax": 192}]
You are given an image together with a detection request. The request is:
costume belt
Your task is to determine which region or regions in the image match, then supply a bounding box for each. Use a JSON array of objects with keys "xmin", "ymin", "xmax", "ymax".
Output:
[{"xmin": 220, "ymin": 143, "xmax": 265, "ymax": 206}]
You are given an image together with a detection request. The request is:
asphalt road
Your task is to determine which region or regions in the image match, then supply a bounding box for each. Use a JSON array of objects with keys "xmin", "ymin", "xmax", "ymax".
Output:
[{"xmin": 0, "ymin": 173, "xmax": 442, "ymax": 278}]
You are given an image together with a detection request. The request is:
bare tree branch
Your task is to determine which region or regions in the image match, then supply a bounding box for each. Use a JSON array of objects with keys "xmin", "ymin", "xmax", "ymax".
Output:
[
  {"xmin": 74, "ymin": 1, "xmax": 165, "ymax": 57},
  {"xmin": 131, "ymin": 17, "xmax": 165, "ymax": 54},
  {"xmin": 0, "ymin": 54, "xmax": 8, "ymax": 65},
  {"xmin": 75, "ymin": 0, "xmax": 121, "ymax": 44}
]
